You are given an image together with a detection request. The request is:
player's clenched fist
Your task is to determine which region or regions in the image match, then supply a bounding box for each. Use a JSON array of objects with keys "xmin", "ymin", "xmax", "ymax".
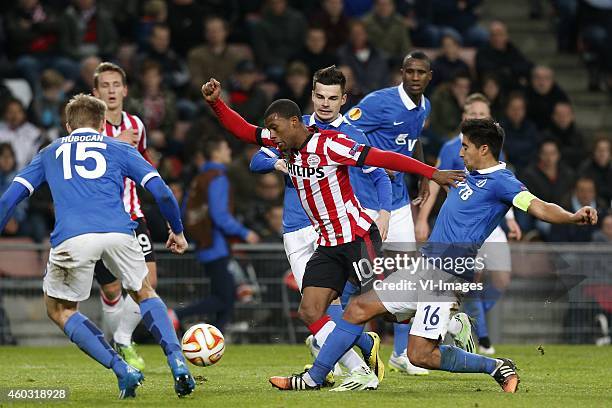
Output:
[
  {"xmin": 166, "ymin": 231, "xmax": 188, "ymax": 254},
  {"xmin": 431, "ymin": 169, "xmax": 465, "ymax": 188},
  {"xmin": 571, "ymin": 206, "xmax": 598, "ymax": 225},
  {"xmin": 201, "ymin": 78, "xmax": 221, "ymax": 102}
]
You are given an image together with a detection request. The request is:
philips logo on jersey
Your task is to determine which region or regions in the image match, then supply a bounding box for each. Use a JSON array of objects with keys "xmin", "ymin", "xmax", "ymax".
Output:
[
  {"xmin": 287, "ymin": 162, "xmax": 325, "ymax": 178},
  {"xmin": 61, "ymin": 134, "xmax": 104, "ymax": 143}
]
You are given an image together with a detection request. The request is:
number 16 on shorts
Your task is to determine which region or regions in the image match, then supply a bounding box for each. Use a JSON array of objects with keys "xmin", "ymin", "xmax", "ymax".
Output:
[{"xmin": 412, "ymin": 302, "xmax": 453, "ymax": 340}]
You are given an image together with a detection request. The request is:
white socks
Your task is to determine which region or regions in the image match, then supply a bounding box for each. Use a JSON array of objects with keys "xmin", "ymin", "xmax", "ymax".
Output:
[
  {"xmin": 113, "ymin": 295, "xmax": 142, "ymax": 345},
  {"xmin": 100, "ymin": 293, "xmax": 124, "ymax": 335}
]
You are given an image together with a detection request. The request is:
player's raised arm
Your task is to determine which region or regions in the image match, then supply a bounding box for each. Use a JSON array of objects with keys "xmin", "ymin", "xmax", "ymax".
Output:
[
  {"xmin": 515, "ymin": 192, "xmax": 598, "ymax": 225},
  {"xmin": 202, "ymin": 78, "xmax": 261, "ymax": 145},
  {"xmin": 362, "ymin": 146, "xmax": 465, "ymax": 187}
]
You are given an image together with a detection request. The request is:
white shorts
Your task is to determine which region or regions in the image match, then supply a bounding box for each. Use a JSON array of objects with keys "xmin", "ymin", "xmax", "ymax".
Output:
[
  {"xmin": 374, "ymin": 265, "xmax": 460, "ymax": 340},
  {"xmin": 283, "ymin": 226, "xmax": 318, "ymax": 291},
  {"xmin": 43, "ymin": 233, "xmax": 148, "ymax": 302},
  {"xmin": 478, "ymin": 226, "xmax": 512, "ymax": 272},
  {"xmin": 365, "ymin": 204, "xmax": 416, "ymax": 252}
]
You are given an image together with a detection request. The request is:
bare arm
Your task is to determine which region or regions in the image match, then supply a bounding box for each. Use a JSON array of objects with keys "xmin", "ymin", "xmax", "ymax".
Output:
[{"xmin": 527, "ymin": 198, "xmax": 598, "ymax": 225}]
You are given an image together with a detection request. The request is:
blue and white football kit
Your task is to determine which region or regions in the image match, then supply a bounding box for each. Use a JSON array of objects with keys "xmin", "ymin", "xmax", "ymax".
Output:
[
  {"xmin": 437, "ymin": 134, "xmax": 512, "ymax": 273},
  {"xmin": 347, "ymin": 84, "xmax": 431, "ymax": 251},
  {"xmin": 0, "ymin": 127, "xmax": 193, "ymax": 397},
  {"xmin": 7, "ymin": 129, "xmax": 174, "ymax": 301},
  {"xmin": 375, "ymin": 162, "xmax": 528, "ymax": 340}
]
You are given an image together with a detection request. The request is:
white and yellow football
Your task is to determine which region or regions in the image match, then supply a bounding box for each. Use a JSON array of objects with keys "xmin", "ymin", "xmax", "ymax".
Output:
[{"xmin": 181, "ymin": 323, "xmax": 225, "ymax": 367}]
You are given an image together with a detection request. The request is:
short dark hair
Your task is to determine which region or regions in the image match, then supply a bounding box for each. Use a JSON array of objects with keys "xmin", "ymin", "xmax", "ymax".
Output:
[
  {"xmin": 312, "ymin": 65, "xmax": 346, "ymax": 93},
  {"xmin": 201, "ymin": 136, "xmax": 228, "ymax": 160},
  {"xmin": 402, "ymin": 51, "xmax": 431, "ymax": 69},
  {"xmin": 460, "ymin": 118, "xmax": 505, "ymax": 160},
  {"xmin": 264, "ymin": 99, "xmax": 302, "ymax": 122}
]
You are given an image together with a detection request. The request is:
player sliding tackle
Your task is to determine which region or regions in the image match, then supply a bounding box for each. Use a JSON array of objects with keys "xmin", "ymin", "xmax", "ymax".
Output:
[
  {"xmin": 0, "ymin": 95, "xmax": 195, "ymax": 399},
  {"xmin": 201, "ymin": 78, "xmax": 464, "ymax": 391},
  {"xmin": 271, "ymin": 118, "xmax": 597, "ymax": 393}
]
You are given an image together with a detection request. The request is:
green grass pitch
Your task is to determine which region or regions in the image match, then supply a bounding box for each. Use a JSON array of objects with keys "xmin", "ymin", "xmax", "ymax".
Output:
[{"xmin": 0, "ymin": 344, "xmax": 610, "ymax": 407}]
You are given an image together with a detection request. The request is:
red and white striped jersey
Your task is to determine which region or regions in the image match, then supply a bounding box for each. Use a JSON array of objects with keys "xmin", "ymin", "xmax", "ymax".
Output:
[
  {"xmin": 258, "ymin": 127, "xmax": 373, "ymax": 246},
  {"xmin": 102, "ymin": 111, "xmax": 147, "ymax": 220}
]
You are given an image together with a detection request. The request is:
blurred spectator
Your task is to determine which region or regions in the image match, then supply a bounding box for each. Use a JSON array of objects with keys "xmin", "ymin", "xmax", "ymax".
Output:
[
  {"xmin": 337, "ymin": 65, "xmax": 362, "ymax": 112},
  {"xmin": 69, "ymin": 55, "xmax": 101, "ymax": 96},
  {"xmin": 592, "ymin": 212, "xmax": 612, "ymax": 242},
  {"xmin": 251, "ymin": 0, "xmax": 307, "ymax": 80},
  {"xmin": 126, "ymin": 60, "xmax": 177, "ymax": 152},
  {"xmin": 32, "ymin": 69, "xmax": 65, "ymax": 134},
  {"xmin": 227, "ymin": 145, "xmax": 261, "ymax": 215},
  {"xmin": 290, "ymin": 27, "xmax": 337, "ymax": 78},
  {"xmin": 0, "ymin": 143, "xmax": 27, "ymax": 237},
  {"xmin": 6, "ymin": 0, "xmax": 78, "ymax": 92},
  {"xmin": 525, "ymin": 66, "xmax": 570, "ymax": 130},
  {"xmin": 475, "ymin": 20, "xmax": 533, "ymax": 91},
  {"xmin": 187, "ymin": 17, "xmax": 241, "ymax": 98},
  {"xmin": 363, "ymin": 0, "xmax": 412, "ymax": 64},
  {"xmin": 259, "ymin": 204, "xmax": 284, "ymax": 243},
  {"xmin": 309, "ymin": 0, "xmax": 351, "ymax": 53},
  {"xmin": 430, "ymin": 32, "xmax": 471, "ymax": 91},
  {"xmin": 549, "ymin": 177, "xmax": 605, "ymax": 242},
  {"xmin": 518, "ymin": 139, "xmax": 575, "ymax": 237},
  {"xmin": 176, "ymin": 137, "xmax": 259, "ymax": 332},
  {"xmin": 136, "ymin": 23, "xmax": 189, "ymax": 91},
  {"xmin": 429, "ymin": 0, "xmax": 489, "ymax": 47},
  {"xmin": 499, "ymin": 92, "xmax": 540, "ymax": 169},
  {"xmin": 337, "ymin": 20, "xmax": 390, "ymax": 95},
  {"xmin": 578, "ymin": 137, "xmax": 612, "ymax": 206},
  {"xmin": 520, "ymin": 140, "xmax": 575, "ymax": 206},
  {"xmin": 430, "ymin": 71, "xmax": 472, "ymax": 139},
  {"xmin": 479, "ymin": 73, "xmax": 505, "ymax": 119},
  {"xmin": 552, "ymin": 0, "xmax": 579, "ymax": 53},
  {"xmin": 275, "ymin": 62, "xmax": 312, "ymax": 113},
  {"xmin": 542, "ymin": 102, "xmax": 586, "ymax": 168},
  {"xmin": 166, "ymin": 0, "xmax": 205, "ymax": 57},
  {"xmin": 136, "ymin": 0, "xmax": 168, "ymax": 50},
  {"xmin": 227, "ymin": 60, "xmax": 269, "ymax": 125},
  {"xmin": 577, "ymin": 0, "xmax": 612, "ymax": 91},
  {"xmin": 0, "ymin": 98, "xmax": 44, "ymax": 170},
  {"xmin": 241, "ymin": 172, "xmax": 284, "ymax": 234},
  {"xmin": 58, "ymin": 0, "xmax": 118, "ymax": 61}
]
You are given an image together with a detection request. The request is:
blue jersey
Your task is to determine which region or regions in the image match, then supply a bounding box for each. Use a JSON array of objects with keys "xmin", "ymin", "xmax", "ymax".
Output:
[
  {"xmin": 346, "ymin": 85, "xmax": 431, "ymax": 210},
  {"xmin": 437, "ymin": 133, "xmax": 506, "ymax": 170},
  {"xmin": 14, "ymin": 128, "xmax": 159, "ymax": 246},
  {"xmin": 253, "ymin": 146, "xmax": 312, "ymax": 234},
  {"xmin": 303, "ymin": 114, "xmax": 391, "ymax": 213},
  {"xmin": 421, "ymin": 163, "xmax": 527, "ymax": 279}
]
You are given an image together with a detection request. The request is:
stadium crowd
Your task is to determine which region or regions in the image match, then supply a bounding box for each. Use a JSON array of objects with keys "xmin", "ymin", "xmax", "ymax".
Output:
[{"xmin": 0, "ymin": 0, "xmax": 611, "ymax": 246}]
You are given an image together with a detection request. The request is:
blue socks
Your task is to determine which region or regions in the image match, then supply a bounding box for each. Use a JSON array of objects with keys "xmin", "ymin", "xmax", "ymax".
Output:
[
  {"xmin": 340, "ymin": 281, "xmax": 360, "ymax": 309},
  {"xmin": 393, "ymin": 323, "xmax": 410, "ymax": 356},
  {"xmin": 308, "ymin": 319, "xmax": 364, "ymax": 384},
  {"xmin": 326, "ymin": 304, "xmax": 343, "ymax": 323},
  {"xmin": 464, "ymin": 294, "xmax": 489, "ymax": 339},
  {"xmin": 439, "ymin": 345, "xmax": 498, "ymax": 374},
  {"xmin": 64, "ymin": 312, "xmax": 128, "ymax": 377},
  {"xmin": 482, "ymin": 284, "xmax": 503, "ymax": 313},
  {"xmin": 139, "ymin": 297, "xmax": 184, "ymax": 366}
]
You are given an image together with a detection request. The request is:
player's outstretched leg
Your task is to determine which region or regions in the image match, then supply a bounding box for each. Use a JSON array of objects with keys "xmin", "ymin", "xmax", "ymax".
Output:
[
  {"xmin": 388, "ymin": 323, "xmax": 429, "ymax": 375},
  {"xmin": 131, "ymin": 277, "xmax": 195, "ymax": 398},
  {"xmin": 46, "ymin": 295, "xmax": 143, "ymax": 399},
  {"xmin": 408, "ymin": 335, "xmax": 519, "ymax": 393}
]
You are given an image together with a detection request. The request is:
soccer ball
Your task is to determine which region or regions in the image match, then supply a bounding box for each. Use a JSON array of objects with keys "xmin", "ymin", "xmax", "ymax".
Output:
[{"xmin": 181, "ymin": 323, "xmax": 225, "ymax": 367}]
